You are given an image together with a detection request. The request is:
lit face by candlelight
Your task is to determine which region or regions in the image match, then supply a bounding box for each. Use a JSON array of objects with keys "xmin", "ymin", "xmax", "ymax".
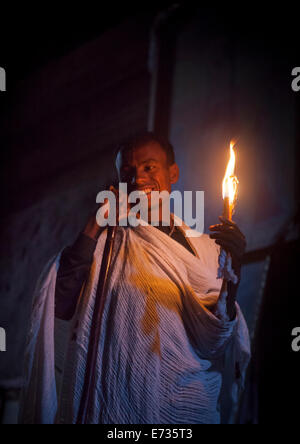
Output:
[{"xmin": 116, "ymin": 142, "xmax": 179, "ymax": 220}]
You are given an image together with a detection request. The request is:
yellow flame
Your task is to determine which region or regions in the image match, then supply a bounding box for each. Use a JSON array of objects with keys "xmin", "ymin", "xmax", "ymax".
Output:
[{"xmin": 222, "ymin": 142, "xmax": 239, "ymax": 205}]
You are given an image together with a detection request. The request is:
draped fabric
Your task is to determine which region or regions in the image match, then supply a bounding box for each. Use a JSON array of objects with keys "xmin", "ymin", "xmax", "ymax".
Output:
[{"xmin": 19, "ymin": 223, "xmax": 250, "ymax": 424}]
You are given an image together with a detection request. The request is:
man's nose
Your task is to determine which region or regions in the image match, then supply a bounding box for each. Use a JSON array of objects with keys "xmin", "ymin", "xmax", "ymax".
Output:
[{"xmin": 130, "ymin": 168, "xmax": 148, "ymax": 185}]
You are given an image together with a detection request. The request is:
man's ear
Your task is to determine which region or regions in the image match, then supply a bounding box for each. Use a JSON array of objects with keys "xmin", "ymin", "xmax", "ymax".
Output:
[{"xmin": 169, "ymin": 163, "xmax": 179, "ymax": 185}]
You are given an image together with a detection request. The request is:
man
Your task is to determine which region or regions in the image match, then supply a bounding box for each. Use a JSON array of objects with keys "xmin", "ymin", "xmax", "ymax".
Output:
[{"xmin": 19, "ymin": 132, "xmax": 250, "ymax": 424}]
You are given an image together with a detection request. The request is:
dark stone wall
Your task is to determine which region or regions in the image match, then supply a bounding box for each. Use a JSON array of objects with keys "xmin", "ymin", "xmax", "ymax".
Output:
[
  {"xmin": 168, "ymin": 7, "xmax": 299, "ymax": 423},
  {"xmin": 0, "ymin": 18, "xmax": 152, "ymax": 383},
  {"xmin": 169, "ymin": 7, "xmax": 298, "ymax": 334}
]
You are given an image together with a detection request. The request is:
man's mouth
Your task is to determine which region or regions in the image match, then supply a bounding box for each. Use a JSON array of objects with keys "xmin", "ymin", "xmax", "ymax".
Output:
[{"xmin": 135, "ymin": 186, "xmax": 157, "ymax": 195}]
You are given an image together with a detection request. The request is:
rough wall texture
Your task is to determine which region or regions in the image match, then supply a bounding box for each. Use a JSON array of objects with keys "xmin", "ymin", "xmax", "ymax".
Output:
[
  {"xmin": 169, "ymin": 8, "xmax": 297, "ymax": 335},
  {"xmin": 0, "ymin": 18, "xmax": 152, "ymax": 382},
  {"xmin": 168, "ymin": 8, "xmax": 298, "ymax": 422}
]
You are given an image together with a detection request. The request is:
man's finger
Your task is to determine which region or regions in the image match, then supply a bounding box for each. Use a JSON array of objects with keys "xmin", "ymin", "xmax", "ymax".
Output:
[
  {"xmin": 110, "ymin": 185, "xmax": 119, "ymax": 196},
  {"xmin": 210, "ymin": 232, "xmax": 246, "ymax": 251},
  {"xmin": 211, "ymin": 216, "xmax": 246, "ymax": 239},
  {"xmin": 209, "ymin": 224, "xmax": 246, "ymax": 241},
  {"xmin": 218, "ymin": 216, "xmax": 245, "ymax": 236},
  {"xmin": 214, "ymin": 239, "xmax": 243, "ymax": 259}
]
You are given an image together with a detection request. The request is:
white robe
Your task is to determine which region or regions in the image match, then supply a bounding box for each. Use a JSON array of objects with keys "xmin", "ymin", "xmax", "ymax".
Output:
[{"xmin": 19, "ymin": 222, "xmax": 250, "ymax": 424}]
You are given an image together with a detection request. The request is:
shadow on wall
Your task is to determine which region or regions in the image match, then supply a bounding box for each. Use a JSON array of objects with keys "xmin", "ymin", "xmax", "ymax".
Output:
[{"xmin": 0, "ymin": 16, "xmax": 152, "ymax": 414}]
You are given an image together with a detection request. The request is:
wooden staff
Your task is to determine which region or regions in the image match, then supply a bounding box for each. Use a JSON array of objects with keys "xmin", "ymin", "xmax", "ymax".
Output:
[{"xmin": 76, "ymin": 224, "xmax": 117, "ymax": 424}]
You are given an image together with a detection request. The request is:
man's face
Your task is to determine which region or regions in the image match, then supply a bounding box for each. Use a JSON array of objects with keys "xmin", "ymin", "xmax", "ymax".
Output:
[
  {"xmin": 116, "ymin": 142, "xmax": 179, "ymax": 193},
  {"xmin": 116, "ymin": 142, "xmax": 179, "ymax": 215}
]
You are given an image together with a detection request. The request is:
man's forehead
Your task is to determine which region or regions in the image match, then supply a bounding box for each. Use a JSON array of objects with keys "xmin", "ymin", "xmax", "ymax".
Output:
[{"xmin": 116, "ymin": 142, "xmax": 167, "ymax": 168}]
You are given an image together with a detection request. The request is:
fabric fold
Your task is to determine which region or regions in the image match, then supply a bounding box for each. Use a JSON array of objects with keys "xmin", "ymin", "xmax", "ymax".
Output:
[{"xmin": 19, "ymin": 223, "xmax": 250, "ymax": 424}]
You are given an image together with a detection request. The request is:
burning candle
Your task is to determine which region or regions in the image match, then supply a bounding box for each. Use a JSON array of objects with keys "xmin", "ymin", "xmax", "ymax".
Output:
[
  {"xmin": 222, "ymin": 142, "xmax": 238, "ymax": 220},
  {"xmin": 217, "ymin": 142, "xmax": 240, "ymax": 292}
]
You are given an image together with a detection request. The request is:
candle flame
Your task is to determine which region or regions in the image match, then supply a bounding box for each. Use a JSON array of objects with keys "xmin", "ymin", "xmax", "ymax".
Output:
[{"xmin": 222, "ymin": 142, "xmax": 238, "ymax": 205}]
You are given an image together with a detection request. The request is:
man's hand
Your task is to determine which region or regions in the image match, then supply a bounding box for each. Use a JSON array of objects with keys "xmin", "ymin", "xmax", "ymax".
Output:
[
  {"xmin": 82, "ymin": 185, "xmax": 130, "ymax": 240},
  {"xmin": 209, "ymin": 216, "xmax": 246, "ymax": 280},
  {"xmin": 209, "ymin": 217, "xmax": 246, "ymax": 320}
]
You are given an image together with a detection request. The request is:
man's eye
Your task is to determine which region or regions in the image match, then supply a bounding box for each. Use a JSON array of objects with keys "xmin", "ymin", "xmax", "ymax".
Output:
[{"xmin": 145, "ymin": 165, "xmax": 156, "ymax": 172}]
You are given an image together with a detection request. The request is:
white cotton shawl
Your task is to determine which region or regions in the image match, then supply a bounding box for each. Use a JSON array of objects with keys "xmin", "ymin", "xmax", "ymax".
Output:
[{"xmin": 19, "ymin": 222, "xmax": 250, "ymax": 424}]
